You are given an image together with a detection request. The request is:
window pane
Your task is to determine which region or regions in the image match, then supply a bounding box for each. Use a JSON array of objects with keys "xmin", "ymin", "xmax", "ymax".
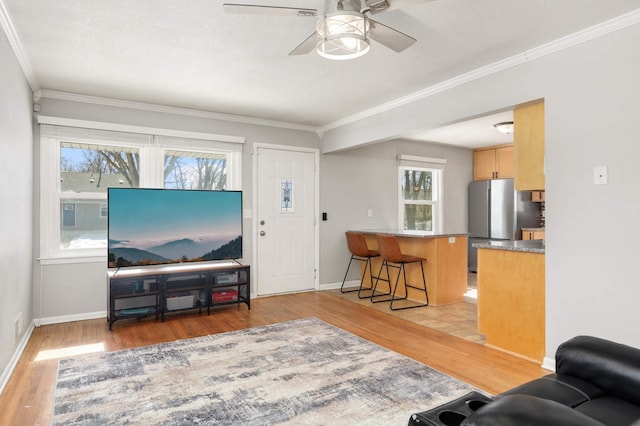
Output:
[
  {"xmin": 404, "ymin": 204, "xmax": 433, "ymax": 231},
  {"xmin": 401, "ymin": 169, "xmax": 433, "ymax": 201},
  {"xmin": 60, "ymin": 143, "xmax": 138, "ymax": 250},
  {"xmin": 281, "ymin": 178, "xmax": 293, "ymax": 212},
  {"xmin": 60, "ymin": 142, "xmax": 139, "ymax": 193},
  {"xmin": 164, "ymin": 151, "xmax": 227, "ymax": 190},
  {"xmin": 60, "ymin": 199, "xmax": 108, "ymax": 249}
]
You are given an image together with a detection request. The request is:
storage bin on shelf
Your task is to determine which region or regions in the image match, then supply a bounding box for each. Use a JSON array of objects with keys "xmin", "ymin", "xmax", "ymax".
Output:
[
  {"xmin": 215, "ymin": 272, "xmax": 239, "ymax": 284},
  {"xmin": 213, "ymin": 288, "xmax": 238, "ymax": 302},
  {"xmin": 166, "ymin": 293, "xmax": 195, "ymax": 311}
]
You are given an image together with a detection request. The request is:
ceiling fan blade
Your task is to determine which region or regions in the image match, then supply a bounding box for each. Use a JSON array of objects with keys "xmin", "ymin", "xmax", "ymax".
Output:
[
  {"xmin": 368, "ymin": 19, "xmax": 416, "ymax": 52},
  {"xmin": 289, "ymin": 32, "xmax": 319, "ymax": 56},
  {"xmin": 223, "ymin": 3, "xmax": 317, "ymax": 17},
  {"xmin": 365, "ymin": 0, "xmax": 433, "ymax": 14}
]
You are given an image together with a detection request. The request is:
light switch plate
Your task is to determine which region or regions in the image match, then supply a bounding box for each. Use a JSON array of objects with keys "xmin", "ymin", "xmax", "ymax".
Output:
[{"xmin": 594, "ymin": 166, "xmax": 608, "ymax": 185}]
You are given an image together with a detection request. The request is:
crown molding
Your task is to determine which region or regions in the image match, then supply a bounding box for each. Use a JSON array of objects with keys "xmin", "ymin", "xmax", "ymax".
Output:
[
  {"xmin": 525, "ymin": 8, "xmax": 640, "ymax": 62},
  {"xmin": 0, "ymin": 0, "xmax": 39, "ymax": 92},
  {"xmin": 320, "ymin": 8, "xmax": 640, "ymax": 134},
  {"xmin": 7, "ymin": 4, "xmax": 640, "ymax": 137},
  {"xmin": 37, "ymin": 90, "xmax": 319, "ymax": 134},
  {"xmin": 321, "ymin": 53, "xmax": 528, "ymax": 133}
]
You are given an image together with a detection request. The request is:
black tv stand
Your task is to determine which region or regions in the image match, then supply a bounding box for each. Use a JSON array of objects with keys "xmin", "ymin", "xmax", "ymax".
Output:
[{"xmin": 108, "ymin": 262, "xmax": 250, "ymax": 330}]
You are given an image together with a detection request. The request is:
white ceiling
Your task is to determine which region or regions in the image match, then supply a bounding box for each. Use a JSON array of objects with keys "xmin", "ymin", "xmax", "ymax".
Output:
[
  {"xmin": 404, "ymin": 109, "xmax": 514, "ymax": 148},
  {"xmin": 3, "ymin": 0, "xmax": 640, "ymax": 148}
]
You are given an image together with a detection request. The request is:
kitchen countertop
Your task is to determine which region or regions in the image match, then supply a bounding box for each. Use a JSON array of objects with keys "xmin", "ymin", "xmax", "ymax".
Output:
[
  {"xmin": 522, "ymin": 227, "xmax": 546, "ymax": 232},
  {"xmin": 354, "ymin": 229, "xmax": 468, "ymax": 239},
  {"xmin": 473, "ymin": 239, "xmax": 545, "ymax": 254}
]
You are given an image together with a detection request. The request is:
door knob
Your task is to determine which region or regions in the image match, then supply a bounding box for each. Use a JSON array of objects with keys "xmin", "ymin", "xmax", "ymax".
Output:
[{"xmin": 259, "ymin": 231, "xmax": 266, "ymax": 236}]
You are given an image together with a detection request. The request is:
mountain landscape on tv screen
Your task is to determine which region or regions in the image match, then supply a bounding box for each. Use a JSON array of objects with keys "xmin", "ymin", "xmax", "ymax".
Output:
[
  {"xmin": 146, "ymin": 238, "xmax": 231, "ymax": 260},
  {"xmin": 108, "ymin": 235, "xmax": 241, "ymax": 267},
  {"xmin": 202, "ymin": 236, "xmax": 242, "ymax": 261}
]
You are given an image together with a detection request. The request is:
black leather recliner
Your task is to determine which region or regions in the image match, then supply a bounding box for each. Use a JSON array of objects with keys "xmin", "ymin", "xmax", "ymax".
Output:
[{"xmin": 462, "ymin": 335, "xmax": 640, "ymax": 426}]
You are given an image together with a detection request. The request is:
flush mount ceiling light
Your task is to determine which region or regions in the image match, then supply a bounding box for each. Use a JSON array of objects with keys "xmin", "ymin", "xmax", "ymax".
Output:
[
  {"xmin": 316, "ymin": 11, "xmax": 370, "ymax": 60},
  {"xmin": 494, "ymin": 121, "xmax": 514, "ymax": 134}
]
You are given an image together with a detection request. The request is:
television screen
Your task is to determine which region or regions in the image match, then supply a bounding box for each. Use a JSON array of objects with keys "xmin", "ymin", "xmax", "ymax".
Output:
[{"xmin": 108, "ymin": 188, "xmax": 242, "ymax": 268}]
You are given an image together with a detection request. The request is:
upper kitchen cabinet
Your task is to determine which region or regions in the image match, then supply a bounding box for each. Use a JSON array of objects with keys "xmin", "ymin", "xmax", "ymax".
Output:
[
  {"xmin": 514, "ymin": 101, "xmax": 545, "ymax": 191},
  {"xmin": 473, "ymin": 144, "xmax": 514, "ymax": 181}
]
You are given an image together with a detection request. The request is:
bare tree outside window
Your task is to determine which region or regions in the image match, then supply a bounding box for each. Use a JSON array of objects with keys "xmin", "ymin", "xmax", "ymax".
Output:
[
  {"xmin": 97, "ymin": 150, "xmax": 140, "ymax": 188},
  {"xmin": 164, "ymin": 152, "xmax": 227, "ymax": 190},
  {"xmin": 402, "ymin": 169, "xmax": 434, "ymax": 231},
  {"xmin": 60, "ymin": 143, "xmax": 139, "ymax": 192}
]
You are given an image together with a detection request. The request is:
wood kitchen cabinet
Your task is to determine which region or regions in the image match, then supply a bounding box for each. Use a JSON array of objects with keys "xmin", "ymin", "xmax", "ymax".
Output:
[
  {"xmin": 515, "ymin": 101, "xmax": 545, "ymax": 190},
  {"xmin": 473, "ymin": 144, "xmax": 514, "ymax": 181},
  {"xmin": 477, "ymin": 247, "xmax": 545, "ymax": 362}
]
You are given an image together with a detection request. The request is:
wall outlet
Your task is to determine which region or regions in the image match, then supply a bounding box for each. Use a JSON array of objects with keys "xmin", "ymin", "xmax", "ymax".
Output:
[
  {"xmin": 14, "ymin": 312, "xmax": 23, "ymax": 344},
  {"xmin": 367, "ymin": 209, "xmax": 373, "ymax": 218}
]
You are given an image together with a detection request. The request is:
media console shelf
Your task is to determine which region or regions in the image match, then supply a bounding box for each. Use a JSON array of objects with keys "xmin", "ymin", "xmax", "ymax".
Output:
[{"xmin": 108, "ymin": 262, "xmax": 250, "ymax": 330}]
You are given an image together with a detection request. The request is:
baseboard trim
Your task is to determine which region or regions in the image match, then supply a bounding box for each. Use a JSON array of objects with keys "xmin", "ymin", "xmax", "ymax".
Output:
[
  {"xmin": 0, "ymin": 320, "xmax": 36, "ymax": 395},
  {"xmin": 542, "ymin": 356, "xmax": 556, "ymax": 372},
  {"xmin": 318, "ymin": 280, "xmax": 359, "ymax": 292},
  {"xmin": 37, "ymin": 311, "xmax": 106, "ymax": 326}
]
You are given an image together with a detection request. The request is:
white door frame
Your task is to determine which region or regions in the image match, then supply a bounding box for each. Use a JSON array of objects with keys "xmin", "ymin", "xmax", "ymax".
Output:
[{"xmin": 252, "ymin": 143, "xmax": 320, "ymax": 295}]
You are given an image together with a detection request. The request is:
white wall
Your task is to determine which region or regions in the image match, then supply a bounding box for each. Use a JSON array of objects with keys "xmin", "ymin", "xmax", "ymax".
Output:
[
  {"xmin": 0, "ymin": 32, "xmax": 33, "ymax": 379},
  {"xmin": 322, "ymin": 23, "xmax": 640, "ymax": 356},
  {"xmin": 320, "ymin": 139, "xmax": 473, "ymax": 284}
]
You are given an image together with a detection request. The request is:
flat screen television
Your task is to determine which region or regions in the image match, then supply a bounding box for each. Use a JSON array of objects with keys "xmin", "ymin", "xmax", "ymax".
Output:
[{"xmin": 108, "ymin": 188, "xmax": 242, "ymax": 269}]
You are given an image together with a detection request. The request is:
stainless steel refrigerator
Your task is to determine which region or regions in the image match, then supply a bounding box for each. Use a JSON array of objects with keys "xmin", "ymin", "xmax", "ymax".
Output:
[{"xmin": 468, "ymin": 178, "xmax": 540, "ymax": 272}]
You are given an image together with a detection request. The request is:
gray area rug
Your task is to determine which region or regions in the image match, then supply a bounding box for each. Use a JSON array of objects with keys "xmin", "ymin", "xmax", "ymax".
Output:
[{"xmin": 53, "ymin": 317, "xmax": 479, "ymax": 425}]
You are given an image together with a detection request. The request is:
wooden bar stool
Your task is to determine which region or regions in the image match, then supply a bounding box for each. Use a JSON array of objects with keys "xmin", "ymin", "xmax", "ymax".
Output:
[
  {"xmin": 340, "ymin": 231, "xmax": 380, "ymax": 299},
  {"xmin": 371, "ymin": 234, "xmax": 429, "ymax": 310}
]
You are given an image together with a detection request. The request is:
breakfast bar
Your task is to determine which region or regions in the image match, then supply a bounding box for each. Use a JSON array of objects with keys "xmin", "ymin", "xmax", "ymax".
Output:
[{"xmin": 353, "ymin": 230, "xmax": 468, "ymax": 306}]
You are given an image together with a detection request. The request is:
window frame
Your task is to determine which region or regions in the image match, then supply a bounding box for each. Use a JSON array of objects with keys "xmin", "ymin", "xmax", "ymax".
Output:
[
  {"xmin": 39, "ymin": 124, "xmax": 243, "ymax": 262},
  {"xmin": 397, "ymin": 156, "xmax": 445, "ymax": 234}
]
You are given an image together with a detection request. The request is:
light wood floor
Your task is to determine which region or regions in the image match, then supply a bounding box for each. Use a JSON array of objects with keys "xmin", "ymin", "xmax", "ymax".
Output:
[
  {"xmin": 330, "ymin": 289, "xmax": 484, "ymax": 344},
  {"xmin": 0, "ymin": 291, "xmax": 547, "ymax": 426}
]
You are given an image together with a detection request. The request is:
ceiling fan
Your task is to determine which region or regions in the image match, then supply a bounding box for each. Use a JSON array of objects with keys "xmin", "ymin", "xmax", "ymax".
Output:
[{"xmin": 223, "ymin": 0, "xmax": 430, "ymax": 60}]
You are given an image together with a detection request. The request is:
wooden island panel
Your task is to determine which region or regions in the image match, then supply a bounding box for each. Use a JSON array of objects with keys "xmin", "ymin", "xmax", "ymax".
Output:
[
  {"xmin": 361, "ymin": 233, "xmax": 468, "ymax": 306},
  {"xmin": 477, "ymin": 248, "xmax": 545, "ymax": 362}
]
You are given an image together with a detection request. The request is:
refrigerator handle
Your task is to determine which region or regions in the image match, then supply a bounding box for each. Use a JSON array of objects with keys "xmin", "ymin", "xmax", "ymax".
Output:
[{"xmin": 487, "ymin": 186, "xmax": 491, "ymax": 235}]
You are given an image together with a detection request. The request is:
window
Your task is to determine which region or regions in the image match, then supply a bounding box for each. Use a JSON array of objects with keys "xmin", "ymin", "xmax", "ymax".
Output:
[
  {"xmin": 59, "ymin": 142, "xmax": 139, "ymax": 249},
  {"xmin": 281, "ymin": 178, "xmax": 293, "ymax": 212},
  {"xmin": 164, "ymin": 150, "xmax": 227, "ymax": 190},
  {"xmin": 398, "ymin": 155, "xmax": 445, "ymax": 233},
  {"xmin": 40, "ymin": 123, "xmax": 243, "ymax": 259}
]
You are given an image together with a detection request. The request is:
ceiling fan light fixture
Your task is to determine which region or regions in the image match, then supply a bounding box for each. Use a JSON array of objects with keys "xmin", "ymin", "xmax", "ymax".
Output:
[
  {"xmin": 494, "ymin": 121, "xmax": 514, "ymax": 134},
  {"xmin": 316, "ymin": 11, "xmax": 370, "ymax": 60}
]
